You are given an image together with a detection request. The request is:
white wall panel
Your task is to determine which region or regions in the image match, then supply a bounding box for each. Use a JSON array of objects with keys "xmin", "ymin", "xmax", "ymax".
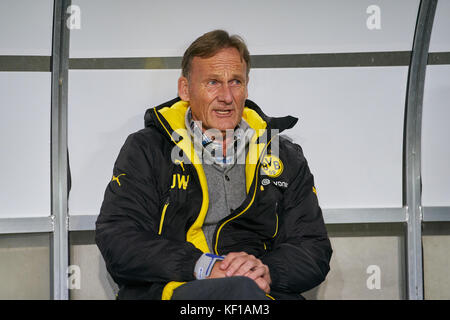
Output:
[
  {"xmin": 0, "ymin": 73, "xmax": 51, "ymax": 218},
  {"xmin": 70, "ymin": 0, "xmax": 419, "ymax": 58},
  {"xmin": 248, "ymin": 67, "xmax": 407, "ymax": 209},
  {"xmin": 423, "ymin": 233, "xmax": 450, "ymax": 299},
  {"xmin": 68, "ymin": 70, "xmax": 180, "ymax": 215},
  {"xmin": 422, "ymin": 65, "xmax": 450, "ymax": 207},
  {"xmin": 69, "ymin": 67, "xmax": 407, "ymax": 214},
  {"xmin": 0, "ymin": 233, "xmax": 50, "ymax": 299},
  {"xmin": 304, "ymin": 235, "xmax": 404, "ymax": 299},
  {"xmin": 429, "ymin": 0, "xmax": 450, "ymax": 52},
  {"xmin": 0, "ymin": 0, "xmax": 54, "ymax": 55}
]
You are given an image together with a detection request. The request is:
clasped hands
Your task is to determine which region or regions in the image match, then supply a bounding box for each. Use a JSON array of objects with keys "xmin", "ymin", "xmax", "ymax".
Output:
[{"xmin": 207, "ymin": 251, "xmax": 271, "ymax": 293}]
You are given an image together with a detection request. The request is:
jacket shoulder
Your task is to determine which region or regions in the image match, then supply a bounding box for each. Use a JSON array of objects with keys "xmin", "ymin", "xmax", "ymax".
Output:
[
  {"xmin": 278, "ymin": 135, "xmax": 307, "ymax": 166},
  {"xmin": 116, "ymin": 126, "xmax": 172, "ymax": 173},
  {"xmin": 125, "ymin": 126, "xmax": 169, "ymax": 151}
]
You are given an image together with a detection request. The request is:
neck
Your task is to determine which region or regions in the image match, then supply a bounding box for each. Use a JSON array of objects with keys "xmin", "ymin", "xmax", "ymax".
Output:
[{"xmin": 202, "ymin": 129, "xmax": 235, "ymax": 157}]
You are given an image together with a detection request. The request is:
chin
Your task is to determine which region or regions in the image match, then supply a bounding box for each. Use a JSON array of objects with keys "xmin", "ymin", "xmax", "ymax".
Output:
[{"xmin": 213, "ymin": 122, "xmax": 238, "ymax": 132}]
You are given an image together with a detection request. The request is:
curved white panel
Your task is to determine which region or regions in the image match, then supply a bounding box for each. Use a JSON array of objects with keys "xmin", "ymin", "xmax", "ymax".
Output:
[
  {"xmin": 68, "ymin": 70, "xmax": 180, "ymax": 215},
  {"xmin": 70, "ymin": 0, "xmax": 419, "ymax": 58},
  {"xmin": 422, "ymin": 65, "xmax": 450, "ymax": 207},
  {"xmin": 0, "ymin": 0, "xmax": 53, "ymax": 55},
  {"xmin": 248, "ymin": 67, "xmax": 407, "ymax": 209},
  {"xmin": 429, "ymin": 1, "xmax": 450, "ymax": 52},
  {"xmin": 0, "ymin": 73, "xmax": 51, "ymax": 218},
  {"xmin": 69, "ymin": 67, "xmax": 407, "ymax": 213}
]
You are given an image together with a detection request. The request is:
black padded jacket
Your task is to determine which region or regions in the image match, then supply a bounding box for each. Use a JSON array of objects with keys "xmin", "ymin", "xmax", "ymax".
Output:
[{"xmin": 95, "ymin": 97, "xmax": 332, "ymax": 300}]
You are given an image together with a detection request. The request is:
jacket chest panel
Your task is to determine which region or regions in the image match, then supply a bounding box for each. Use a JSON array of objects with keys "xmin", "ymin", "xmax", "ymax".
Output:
[
  {"xmin": 156, "ymin": 164, "xmax": 203, "ymax": 238},
  {"xmin": 213, "ymin": 177, "xmax": 285, "ymax": 255}
]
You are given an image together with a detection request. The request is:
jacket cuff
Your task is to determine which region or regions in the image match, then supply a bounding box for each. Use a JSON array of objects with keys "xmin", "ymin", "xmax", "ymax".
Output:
[{"xmin": 194, "ymin": 253, "xmax": 225, "ymax": 279}]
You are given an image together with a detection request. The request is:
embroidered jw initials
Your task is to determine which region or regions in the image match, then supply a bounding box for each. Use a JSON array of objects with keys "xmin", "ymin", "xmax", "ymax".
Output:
[{"xmin": 170, "ymin": 174, "xmax": 190, "ymax": 190}]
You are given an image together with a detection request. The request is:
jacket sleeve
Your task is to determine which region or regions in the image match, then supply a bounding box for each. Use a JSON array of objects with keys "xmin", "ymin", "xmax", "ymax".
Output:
[
  {"xmin": 261, "ymin": 144, "xmax": 332, "ymax": 294},
  {"xmin": 95, "ymin": 132, "xmax": 203, "ymax": 286}
]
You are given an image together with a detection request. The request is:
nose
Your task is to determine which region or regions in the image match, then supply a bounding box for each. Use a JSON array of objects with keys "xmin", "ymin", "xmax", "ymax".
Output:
[{"xmin": 217, "ymin": 83, "xmax": 233, "ymax": 104}]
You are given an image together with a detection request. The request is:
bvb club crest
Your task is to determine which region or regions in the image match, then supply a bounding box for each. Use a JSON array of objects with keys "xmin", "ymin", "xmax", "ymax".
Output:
[{"xmin": 261, "ymin": 154, "xmax": 284, "ymax": 178}]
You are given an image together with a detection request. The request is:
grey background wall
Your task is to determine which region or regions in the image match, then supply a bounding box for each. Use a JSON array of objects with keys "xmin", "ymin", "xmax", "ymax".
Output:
[
  {"xmin": 0, "ymin": 0, "xmax": 54, "ymax": 300},
  {"xmin": 0, "ymin": 0, "xmax": 449, "ymax": 300}
]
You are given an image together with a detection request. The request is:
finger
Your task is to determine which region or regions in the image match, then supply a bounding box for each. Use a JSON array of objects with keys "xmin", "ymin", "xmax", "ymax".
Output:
[
  {"xmin": 254, "ymin": 277, "xmax": 271, "ymax": 294},
  {"xmin": 220, "ymin": 252, "xmax": 250, "ymax": 272},
  {"xmin": 233, "ymin": 259, "xmax": 259, "ymax": 276},
  {"xmin": 224, "ymin": 255, "xmax": 250, "ymax": 276},
  {"xmin": 249, "ymin": 263, "xmax": 270, "ymax": 279},
  {"xmin": 225, "ymin": 255, "xmax": 259, "ymax": 277},
  {"xmin": 207, "ymin": 261, "xmax": 228, "ymax": 279},
  {"xmin": 245, "ymin": 266, "xmax": 266, "ymax": 280},
  {"xmin": 220, "ymin": 252, "xmax": 247, "ymax": 270},
  {"xmin": 263, "ymin": 268, "xmax": 272, "ymax": 285}
]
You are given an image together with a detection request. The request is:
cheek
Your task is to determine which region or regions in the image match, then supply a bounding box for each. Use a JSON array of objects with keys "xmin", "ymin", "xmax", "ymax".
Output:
[
  {"xmin": 235, "ymin": 106, "xmax": 245, "ymax": 121},
  {"xmin": 233, "ymin": 86, "xmax": 248, "ymax": 101},
  {"xmin": 196, "ymin": 87, "xmax": 217, "ymax": 104},
  {"xmin": 189, "ymin": 88, "xmax": 213, "ymax": 108},
  {"xmin": 234, "ymin": 89, "xmax": 247, "ymax": 110}
]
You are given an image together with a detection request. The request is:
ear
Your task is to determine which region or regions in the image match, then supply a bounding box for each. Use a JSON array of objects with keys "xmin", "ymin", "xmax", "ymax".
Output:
[{"xmin": 178, "ymin": 76, "xmax": 190, "ymax": 101}]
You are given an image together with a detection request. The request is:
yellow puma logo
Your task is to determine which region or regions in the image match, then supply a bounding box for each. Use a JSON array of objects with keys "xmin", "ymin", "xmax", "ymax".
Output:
[
  {"xmin": 174, "ymin": 159, "xmax": 185, "ymax": 171},
  {"xmin": 112, "ymin": 174, "xmax": 126, "ymax": 186}
]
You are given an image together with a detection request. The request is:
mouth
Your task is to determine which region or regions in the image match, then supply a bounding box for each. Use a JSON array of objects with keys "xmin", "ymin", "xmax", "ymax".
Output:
[{"xmin": 213, "ymin": 109, "xmax": 233, "ymax": 116}]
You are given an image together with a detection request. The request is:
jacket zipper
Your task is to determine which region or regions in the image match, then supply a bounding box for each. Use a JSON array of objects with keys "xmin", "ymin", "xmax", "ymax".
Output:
[
  {"xmin": 213, "ymin": 158, "xmax": 262, "ymax": 254},
  {"xmin": 158, "ymin": 197, "xmax": 170, "ymax": 235},
  {"xmin": 272, "ymin": 202, "xmax": 279, "ymax": 238},
  {"xmin": 264, "ymin": 204, "xmax": 279, "ymax": 251},
  {"xmin": 272, "ymin": 213, "xmax": 279, "ymax": 238},
  {"xmin": 214, "ymin": 137, "xmax": 277, "ymax": 254},
  {"xmin": 213, "ymin": 135, "xmax": 279, "ymax": 254}
]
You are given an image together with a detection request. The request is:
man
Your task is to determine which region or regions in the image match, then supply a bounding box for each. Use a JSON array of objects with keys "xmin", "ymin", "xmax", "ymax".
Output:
[{"xmin": 96, "ymin": 30, "xmax": 332, "ymax": 300}]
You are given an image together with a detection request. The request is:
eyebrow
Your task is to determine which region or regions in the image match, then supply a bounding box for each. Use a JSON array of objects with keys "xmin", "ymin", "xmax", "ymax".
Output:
[{"xmin": 205, "ymin": 73, "xmax": 246, "ymax": 81}]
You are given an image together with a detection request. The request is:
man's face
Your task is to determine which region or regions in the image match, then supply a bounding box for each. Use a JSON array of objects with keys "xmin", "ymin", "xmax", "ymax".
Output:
[{"xmin": 178, "ymin": 47, "xmax": 248, "ymax": 134}]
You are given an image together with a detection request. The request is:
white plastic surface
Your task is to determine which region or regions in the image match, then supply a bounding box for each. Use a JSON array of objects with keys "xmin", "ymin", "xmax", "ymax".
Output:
[
  {"xmin": 422, "ymin": 65, "xmax": 450, "ymax": 207},
  {"xmin": 68, "ymin": 70, "xmax": 180, "ymax": 215},
  {"xmin": 68, "ymin": 66, "xmax": 407, "ymax": 214},
  {"xmin": 70, "ymin": 0, "xmax": 419, "ymax": 58},
  {"xmin": 0, "ymin": 0, "xmax": 53, "ymax": 55},
  {"xmin": 429, "ymin": 1, "xmax": 450, "ymax": 52},
  {"xmin": 0, "ymin": 73, "xmax": 51, "ymax": 218},
  {"xmin": 248, "ymin": 67, "xmax": 407, "ymax": 209}
]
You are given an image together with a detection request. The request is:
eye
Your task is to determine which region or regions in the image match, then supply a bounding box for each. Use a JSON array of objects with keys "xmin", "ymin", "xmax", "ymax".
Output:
[
  {"xmin": 230, "ymin": 79, "xmax": 242, "ymax": 86},
  {"xmin": 207, "ymin": 79, "xmax": 218, "ymax": 86}
]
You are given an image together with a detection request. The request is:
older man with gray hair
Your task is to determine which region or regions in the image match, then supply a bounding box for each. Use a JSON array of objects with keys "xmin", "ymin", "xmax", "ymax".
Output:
[{"xmin": 96, "ymin": 29, "xmax": 332, "ymax": 300}]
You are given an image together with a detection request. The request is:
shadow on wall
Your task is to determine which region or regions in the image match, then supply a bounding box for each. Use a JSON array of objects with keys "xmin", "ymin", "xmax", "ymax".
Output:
[
  {"xmin": 302, "ymin": 251, "xmax": 345, "ymax": 300},
  {"xmin": 98, "ymin": 255, "xmax": 119, "ymax": 299}
]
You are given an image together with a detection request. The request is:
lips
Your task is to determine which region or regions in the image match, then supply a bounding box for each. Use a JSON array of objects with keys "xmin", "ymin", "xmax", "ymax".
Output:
[{"xmin": 213, "ymin": 109, "xmax": 233, "ymax": 116}]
